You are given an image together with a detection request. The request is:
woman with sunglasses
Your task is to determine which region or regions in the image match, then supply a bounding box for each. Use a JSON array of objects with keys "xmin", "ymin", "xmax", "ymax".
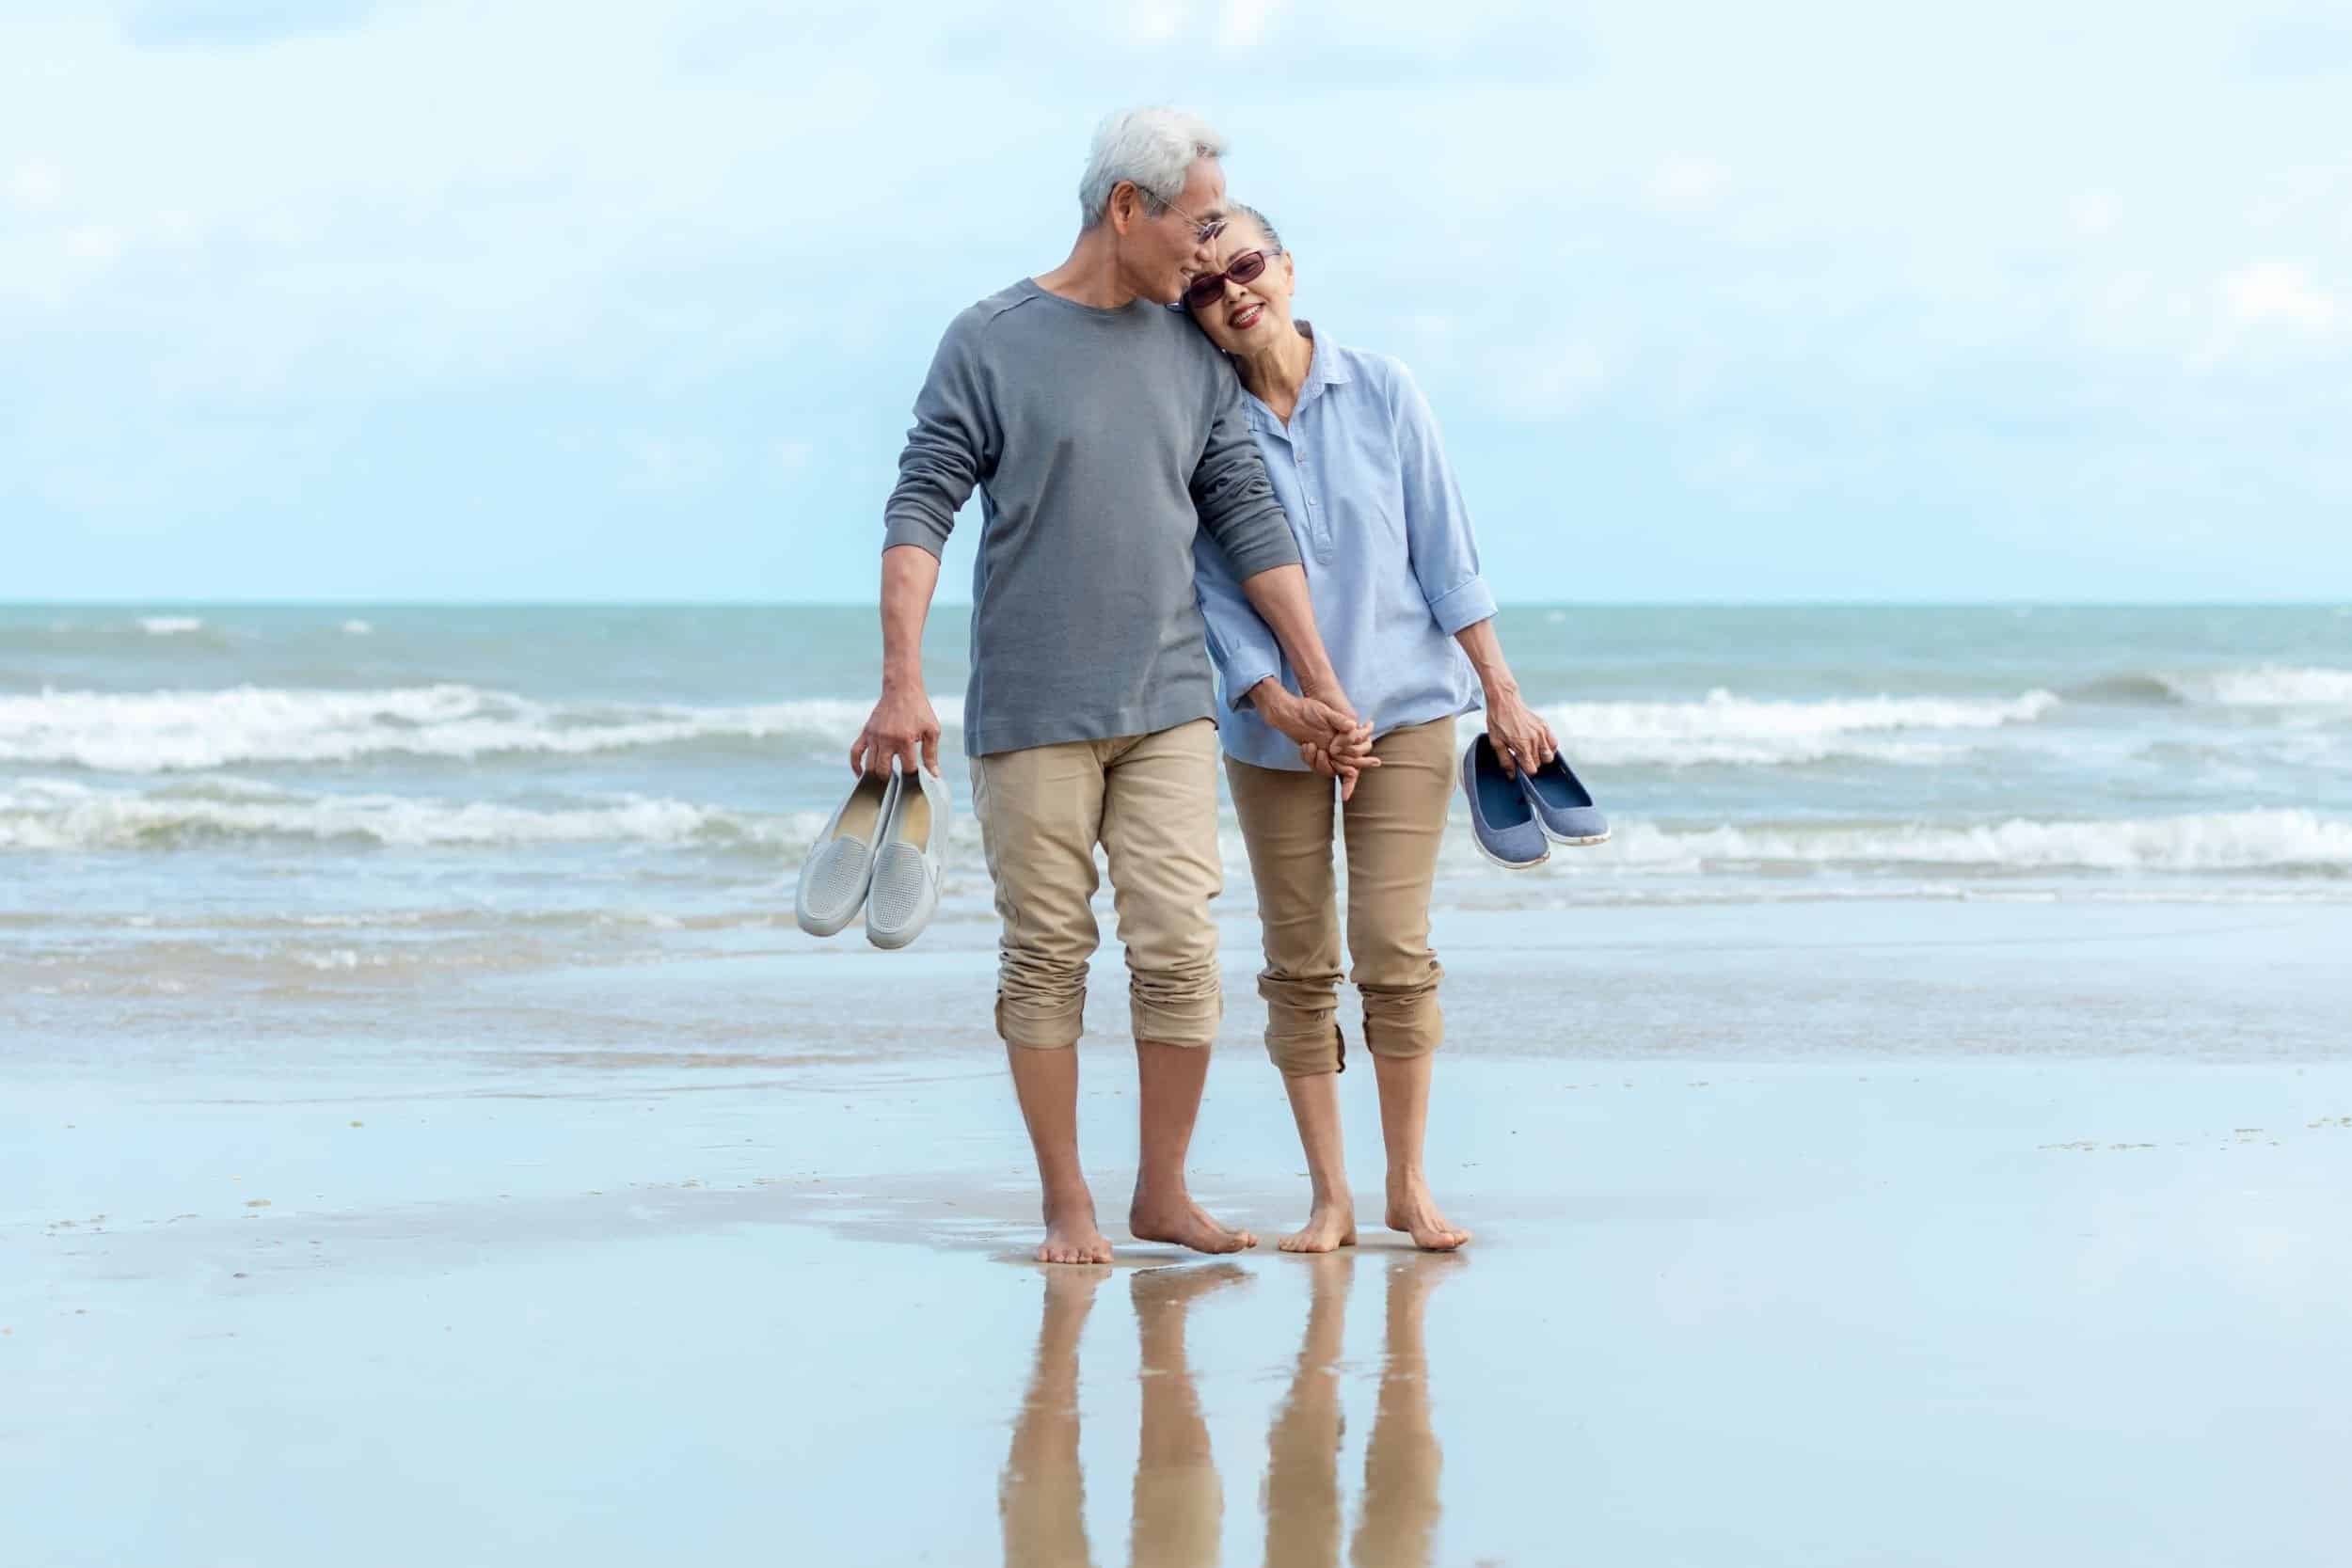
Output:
[{"xmin": 1186, "ymin": 205, "xmax": 1558, "ymax": 1253}]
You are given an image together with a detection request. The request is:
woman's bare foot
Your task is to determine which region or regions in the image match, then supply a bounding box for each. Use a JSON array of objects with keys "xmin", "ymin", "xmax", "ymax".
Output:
[
  {"xmin": 1278, "ymin": 1198, "xmax": 1357, "ymax": 1253},
  {"xmin": 1039, "ymin": 1186, "xmax": 1114, "ymax": 1265},
  {"xmin": 1129, "ymin": 1184, "xmax": 1259, "ymax": 1254},
  {"xmin": 1384, "ymin": 1171, "xmax": 1470, "ymax": 1252}
]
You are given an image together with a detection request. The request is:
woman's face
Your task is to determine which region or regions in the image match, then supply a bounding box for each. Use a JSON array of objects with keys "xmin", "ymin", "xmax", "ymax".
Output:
[{"xmin": 1185, "ymin": 219, "xmax": 1296, "ymax": 356}]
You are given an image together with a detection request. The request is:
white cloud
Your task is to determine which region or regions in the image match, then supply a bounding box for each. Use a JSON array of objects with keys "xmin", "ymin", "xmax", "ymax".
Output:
[
  {"xmin": 2222, "ymin": 261, "xmax": 2339, "ymax": 331},
  {"xmin": 1127, "ymin": 1, "xmax": 1182, "ymax": 43},
  {"xmin": 62, "ymin": 226, "xmax": 124, "ymax": 265},
  {"xmin": 1646, "ymin": 155, "xmax": 1726, "ymax": 217},
  {"xmin": 1216, "ymin": 0, "xmax": 1283, "ymax": 48},
  {"xmin": 9, "ymin": 159, "xmax": 64, "ymax": 210},
  {"xmin": 2071, "ymin": 189, "xmax": 2119, "ymax": 238},
  {"xmin": 775, "ymin": 439, "xmax": 814, "ymax": 476}
]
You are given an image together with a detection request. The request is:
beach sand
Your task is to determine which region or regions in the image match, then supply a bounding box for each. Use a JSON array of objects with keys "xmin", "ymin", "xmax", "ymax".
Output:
[{"xmin": 10, "ymin": 897, "xmax": 2352, "ymax": 1565}]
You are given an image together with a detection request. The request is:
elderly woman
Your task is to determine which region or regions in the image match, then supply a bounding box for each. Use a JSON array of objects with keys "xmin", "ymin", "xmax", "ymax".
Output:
[{"xmin": 1188, "ymin": 205, "xmax": 1557, "ymax": 1253}]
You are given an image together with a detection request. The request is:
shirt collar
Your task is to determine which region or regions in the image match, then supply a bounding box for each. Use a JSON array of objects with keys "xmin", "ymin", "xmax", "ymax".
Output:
[{"xmin": 1243, "ymin": 321, "xmax": 1348, "ymax": 435}]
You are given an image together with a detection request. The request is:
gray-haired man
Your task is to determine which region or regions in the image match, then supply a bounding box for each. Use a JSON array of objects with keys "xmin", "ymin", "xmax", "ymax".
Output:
[{"xmin": 851, "ymin": 108, "xmax": 1364, "ymax": 1264}]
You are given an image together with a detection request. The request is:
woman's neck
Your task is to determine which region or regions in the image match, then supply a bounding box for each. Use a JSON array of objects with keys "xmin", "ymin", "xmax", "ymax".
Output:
[{"xmin": 1234, "ymin": 323, "xmax": 1315, "ymax": 423}]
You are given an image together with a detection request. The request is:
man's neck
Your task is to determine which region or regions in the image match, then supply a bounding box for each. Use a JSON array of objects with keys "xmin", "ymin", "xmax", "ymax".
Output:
[{"xmin": 1032, "ymin": 228, "xmax": 1141, "ymax": 309}]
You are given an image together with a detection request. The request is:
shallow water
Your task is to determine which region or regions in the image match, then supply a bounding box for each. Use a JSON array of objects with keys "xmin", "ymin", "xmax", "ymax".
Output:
[
  {"xmin": 7, "ymin": 604, "xmax": 2350, "ymax": 1052},
  {"xmin": 13, "ymin": 1050, "xmax": 2352, "ymax": 1566}
]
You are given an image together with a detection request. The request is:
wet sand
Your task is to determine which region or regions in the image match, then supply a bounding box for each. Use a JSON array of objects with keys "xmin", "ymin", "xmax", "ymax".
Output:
[{"xmin": 10, "ymin": 899, "xmax": 2352, "ymax": 1564}]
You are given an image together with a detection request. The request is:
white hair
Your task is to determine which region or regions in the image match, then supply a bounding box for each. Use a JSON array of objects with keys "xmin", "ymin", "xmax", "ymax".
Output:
[{"xmin": 1078, "ymin": 106, "xmax": 1227, "ymax": 228}]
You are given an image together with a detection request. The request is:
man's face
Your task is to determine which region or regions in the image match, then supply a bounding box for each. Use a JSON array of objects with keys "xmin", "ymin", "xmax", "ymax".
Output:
[{"xmin": 1122, "ymin": 157, "xmax": 1228, "ymax": 306}]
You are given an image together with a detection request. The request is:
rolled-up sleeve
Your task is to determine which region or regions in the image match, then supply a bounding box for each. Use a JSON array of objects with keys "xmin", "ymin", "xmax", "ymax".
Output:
[
  {"xmin": 1192, "ymin": 534, "xmax": 1285, "ymax": 711},
  {"xmin": 1190, "ymin": 380, "xmax": 1299, "ymax": 579},
  {"xmin": 882, "ymin": 312, "xmax": 996, "ymax": 557},
  {"xmin": 1389, "ymin": 361, "xmax": 1497, "ymax": 634}
]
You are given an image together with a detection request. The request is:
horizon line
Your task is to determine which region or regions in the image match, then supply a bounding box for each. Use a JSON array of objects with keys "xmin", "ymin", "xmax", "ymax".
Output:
[{"xmin": 8, "ymin": 598, "xmax": 2348, "ymax": 611}]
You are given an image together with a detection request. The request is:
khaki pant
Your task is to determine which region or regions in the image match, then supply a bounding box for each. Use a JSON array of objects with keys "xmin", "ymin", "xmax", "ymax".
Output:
[
  {"xmin": 1225, "ymin": 716, "xmax": 1455, "ymax": 1077},
  {"xmin": 971, "ymin": 719, "xmax": 1223, "ymax": 1050}
]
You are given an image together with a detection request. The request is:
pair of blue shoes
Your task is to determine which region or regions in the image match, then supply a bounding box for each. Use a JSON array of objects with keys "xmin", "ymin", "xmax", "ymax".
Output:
[{"xmin": 1460, "ymin": 733, "xmax": 1609, "ymax": 869}]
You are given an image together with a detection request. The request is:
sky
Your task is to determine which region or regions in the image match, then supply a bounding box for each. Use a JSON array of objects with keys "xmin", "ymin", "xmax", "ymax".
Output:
[{"xmin": 3, "ymin": 0, "xmax": 2349, "ymax": 604}]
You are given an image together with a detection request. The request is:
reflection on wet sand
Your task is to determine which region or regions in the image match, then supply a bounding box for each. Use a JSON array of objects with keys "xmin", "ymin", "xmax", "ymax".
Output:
[{"xmin": 999, "ymin": 1257, "xmax": 1454, "ymax": 1568}]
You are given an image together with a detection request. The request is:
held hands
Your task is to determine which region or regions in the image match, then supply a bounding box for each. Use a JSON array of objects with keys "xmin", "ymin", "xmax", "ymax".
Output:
[
  {"xmin": 850, "ymin": 682, "xmax": 942, "ymax": 778},
  {"xmin": 1250, "ymin": 680, "xmax": 1380, "ymax": 801},
  {"xmin": 1481, "ymin": 681, "xmax": 1557, "ymax": 778}
]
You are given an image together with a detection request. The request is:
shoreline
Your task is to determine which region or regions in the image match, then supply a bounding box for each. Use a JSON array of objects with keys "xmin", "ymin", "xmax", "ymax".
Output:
[{"xmin": 11, "ymin": 1052, "xmax": 2352, "ymax": 1564}]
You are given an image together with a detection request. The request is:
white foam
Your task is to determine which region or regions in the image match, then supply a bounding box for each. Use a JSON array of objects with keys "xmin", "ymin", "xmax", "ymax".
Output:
[
  {"xmin": 0, "ymin": 685, "xmax": 969, "ymax": 772},
  {"xmin": 136, "ymin": 616, "xmax": 204, "ymax": 636},
  {"xmin": 2169, "ymin": 666, "xmax": 2352, "ymax": 708},
  {"xmin": 341, "ymin": 620, "xmax": 373, "ymax": 636},
  {"xmin": 1536, "ymin": 688, "xmax": 2058, "ymax": 768},
  {"xmin": 0, "ymin": 777, "xmax": 827, "ymax": 851},
  {"xmin": 1540, "ymin": 810, "xmax": 2352, "ymax": 875}
]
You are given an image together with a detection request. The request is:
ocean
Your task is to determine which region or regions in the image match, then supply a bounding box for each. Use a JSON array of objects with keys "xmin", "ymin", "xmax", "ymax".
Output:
[{"xmin": 6, "ymin": 603, "xmax": 2349, "ymax": 1053}]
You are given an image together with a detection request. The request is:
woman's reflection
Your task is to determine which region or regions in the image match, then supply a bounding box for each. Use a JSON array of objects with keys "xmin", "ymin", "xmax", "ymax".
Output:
[{"xmin": 998, "ymin": 1256, "xmax": 1453, "ymax": 1568}]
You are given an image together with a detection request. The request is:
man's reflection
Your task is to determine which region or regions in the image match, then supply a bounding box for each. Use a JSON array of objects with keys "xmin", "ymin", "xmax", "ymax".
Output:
[{"xmin": 999, "ymin": 1256, "xmax": 1454, "ymax": 1568}]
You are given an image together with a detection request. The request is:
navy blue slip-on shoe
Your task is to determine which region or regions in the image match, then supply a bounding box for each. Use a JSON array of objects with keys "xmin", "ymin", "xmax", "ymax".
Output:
[
  {"xmin": 1460, "ymin": 732, "xmax": 1550, "ymax": 870},
  {"xmin": 1516, "ymin": 751, "xmax": 1611, "ymax": 846}
]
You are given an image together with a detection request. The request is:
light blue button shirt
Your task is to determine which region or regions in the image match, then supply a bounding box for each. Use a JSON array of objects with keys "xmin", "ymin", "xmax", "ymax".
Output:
[{"xmin": 1192, "ymin": 327, "xmax": 1498, "ymax": 771}]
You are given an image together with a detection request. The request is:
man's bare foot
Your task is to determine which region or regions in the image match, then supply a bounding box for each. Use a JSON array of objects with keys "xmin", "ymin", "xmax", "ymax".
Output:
[
  {"xmin": 1385, "ymin": 1171, "xmax": 1470, "ymax": 1251},
  {"xmin": 1129, "ymin": 1185, "xmax": 1258, "ymax": 1255},
  {"xmin": 1039, "ymin": 1187, "xmax": 1114, "ymax": 1265},
  {"xmin": 1278, "ymin": 1198, "xmax": 1357, "ymax": 1253}
]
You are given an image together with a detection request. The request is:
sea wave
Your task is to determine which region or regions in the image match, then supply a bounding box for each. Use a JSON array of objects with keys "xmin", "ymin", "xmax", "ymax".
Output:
[
  {"xmin": 0, "ymin": 685, "xmax": 969, "ymax": 772},
  {"xmin": 0, "ymin": 777, "xmax": 827, "ymax": 851},
  {"xmin": 11, "ymin": 774, "xmax": 2342, "ymax": 878},
  {"xmin": 137, "ymin": 616, "xmax": 205, "ymax": 636},
  {"xmin": 1564, "ymin": 809, "xmax": 2352, "ymax": 875},
  {"xmin": 2178, "ymin": 666, "xmax": 2352, "ymax": 708},
  {"xmin": 2073, "ymin": 666, "xmax": 2352, "ymax": 709},
  {"xmin": 1538, "ymin": 689, "xmax": 2058, "ymax": 768}
]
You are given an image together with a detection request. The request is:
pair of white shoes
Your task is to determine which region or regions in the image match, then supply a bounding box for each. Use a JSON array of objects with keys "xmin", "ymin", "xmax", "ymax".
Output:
[{"xmin": 795, "ymin": 762, "xmax": 950, "ymax": 949}]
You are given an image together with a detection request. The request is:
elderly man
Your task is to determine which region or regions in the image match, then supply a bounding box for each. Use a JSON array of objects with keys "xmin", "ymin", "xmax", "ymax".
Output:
[{"xmin": 851, "ymin": 107, "xmax": 1361, "ymax": 1264}]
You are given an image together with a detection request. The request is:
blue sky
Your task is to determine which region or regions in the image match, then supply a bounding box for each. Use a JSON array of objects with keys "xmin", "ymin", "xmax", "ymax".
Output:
[{"xmin": 4, "ymin": 0, "xmax": 2349, "ymax": 603}]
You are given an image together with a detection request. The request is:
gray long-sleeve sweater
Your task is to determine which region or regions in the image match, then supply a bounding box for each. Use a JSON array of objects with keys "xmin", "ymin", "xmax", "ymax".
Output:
[{"xmin": 882, "ymin": 279, "xmax": 1300, "ymax": 758}]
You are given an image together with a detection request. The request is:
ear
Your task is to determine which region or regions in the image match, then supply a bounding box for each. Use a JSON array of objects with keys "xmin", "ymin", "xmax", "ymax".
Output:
[{"xmin": 1106, "ymin": 182, "xmax": 1140, "ymax": 237}]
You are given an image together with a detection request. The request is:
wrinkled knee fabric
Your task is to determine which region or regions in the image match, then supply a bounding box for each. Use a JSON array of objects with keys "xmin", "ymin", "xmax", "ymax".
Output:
[
  {"xmin": 975, "ymin": 721, "xmax": 1224, "ymax": 1050},
  {"xmin": 1228, "ymin": 718, "xmax": 1457, "ymax": 1077}
]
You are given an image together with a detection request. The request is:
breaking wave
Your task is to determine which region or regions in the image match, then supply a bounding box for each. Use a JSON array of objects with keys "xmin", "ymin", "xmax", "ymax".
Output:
[
  {"xmin": 1538, "ymin": 689, "xmax": 2058, "ymax": 768},
  {"xmin": 0, "ymin": 777, "xmax": 825, "ymax": 851},
  {"xmin": 0, "ymin": 685, "xmax": 967, "ymax": 773}
]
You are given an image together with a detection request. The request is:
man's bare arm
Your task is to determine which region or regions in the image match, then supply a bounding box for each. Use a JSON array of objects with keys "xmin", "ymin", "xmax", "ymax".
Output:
[{"xmin": 850, "ymin": 545, "xmax": 946, "ymax": 777}]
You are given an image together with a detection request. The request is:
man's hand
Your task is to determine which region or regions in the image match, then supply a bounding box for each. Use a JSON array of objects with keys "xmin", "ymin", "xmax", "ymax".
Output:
[
  {"xmin": 850, "ymin": 683, "xmax": 941, "ymax": 778},
  {"xmin": 1251, "ymin": 683, "xmax": 1379, "ymax": 765}
]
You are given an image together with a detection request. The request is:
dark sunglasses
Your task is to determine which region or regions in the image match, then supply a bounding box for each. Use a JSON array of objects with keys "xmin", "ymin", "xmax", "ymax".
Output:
[{"xmin": 1181, "ymin": 248, "xmax": 1279, "ymax": 312}]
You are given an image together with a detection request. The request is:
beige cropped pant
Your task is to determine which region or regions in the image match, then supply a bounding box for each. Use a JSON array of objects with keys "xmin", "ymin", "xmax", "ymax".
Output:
[
  {"xmin": 1225, "ymin": 716, "xmax": 1455, "ymax": 1078},
  {"xmin": 971, "ymin": 719, "xmax": 1224, "ymax": 1050}
]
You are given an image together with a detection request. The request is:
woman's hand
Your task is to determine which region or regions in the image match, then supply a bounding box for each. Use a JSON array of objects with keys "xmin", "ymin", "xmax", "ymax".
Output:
[
  {"xmin": 1481, "ymin": 680, "xmax": 1556, "ymax": 778},
  {"xmin": 1299, "ymin": 738, "xmax": 1369, "ymax": 801},
  {"xmin": 1253, "ymin": 683, "xmax": 1380, "ymax": 759}
]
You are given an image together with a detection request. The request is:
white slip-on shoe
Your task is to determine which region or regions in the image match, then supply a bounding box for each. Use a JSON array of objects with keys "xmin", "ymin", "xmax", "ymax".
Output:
[
  {"xmin": 796, "ymin": 768, "xmax": 899, "ymax": 938},
  {"xmin": 864, "ymin": 763, "xmax": 950, "ymax": 951}
]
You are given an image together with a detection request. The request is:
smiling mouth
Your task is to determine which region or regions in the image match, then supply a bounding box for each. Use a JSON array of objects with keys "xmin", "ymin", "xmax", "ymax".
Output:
[{"xmin": 1230, "ymin": 303, "xmax": 1263, "ymax": 330}]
